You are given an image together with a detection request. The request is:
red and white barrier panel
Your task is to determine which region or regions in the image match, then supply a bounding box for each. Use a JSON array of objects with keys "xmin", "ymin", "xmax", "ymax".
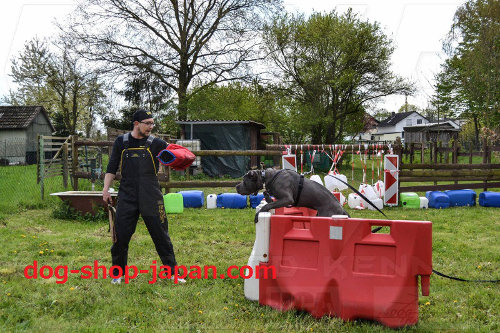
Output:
[{"xmin": 384, "ymin": 154, "xmax": 399, "ymax": 206}]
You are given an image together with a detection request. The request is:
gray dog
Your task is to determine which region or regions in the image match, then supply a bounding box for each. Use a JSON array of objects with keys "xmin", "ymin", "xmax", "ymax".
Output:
[{"xmin": 236, "ymin": 168, "xmax": 349, "ymax": 222}]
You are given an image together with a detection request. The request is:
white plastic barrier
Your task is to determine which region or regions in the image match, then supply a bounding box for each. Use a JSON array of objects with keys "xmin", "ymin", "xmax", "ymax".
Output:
[
  {"xmin": 206, "ymin": 194, "xmax": 217, "ymax": 209},
  {"xmin": 348, "ymin": 193, "xmax": 362, "ymax": 209},
  {"xmin": 255, "ymin": 199, "xmax": 267, "ymax": 213},
  {"xmin": 244, "ymin": 212, "xmax": 271, "ymax": 301},
  {"xmin": 359, "ymin": 183, "xmax": 378, "ymax": 208},
  {"xmin": 420, "ymin": 197, "xmax": 429, "ymax": 209},
  {"xmin": 366, "ymin": 198, "xmax": 384, "ymax": 211},
  {"xmin": 310, "ymin": 175, "xmax": 324, "ymax": 186},
  {"xmin": 324, "ymin": 173, "xmax": 348, "ymax": 191},
  {"xmin": 333, "ymin": 192, "xmax": 346, "ymax": 206},
  {"xmin": 374, "ymin": 180, "xmax": 385, "ymax": 199}
]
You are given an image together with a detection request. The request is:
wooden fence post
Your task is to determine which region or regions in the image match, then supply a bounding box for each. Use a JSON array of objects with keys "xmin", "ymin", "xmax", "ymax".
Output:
[
  {"xmin": 429, "ymin": 142, "xmax": 433, "ymax": 163},
  {"xmin": 39, "ymin": 135, "xmax": 44, "ymax": 200},
  {"xmin": 433, "ymin": 141, "xmax": 438, "ymax": 165},
  {"xmin": 420, "ymin": 140, "xmax": 425, "ymax": 164},
  {"xmin": 72, "ymin": 135, "xmax": 79, "ymax": 190},
  {"xmin": 444, "ymin": 141, "xmax": 450, "ymax": 164},
  {"xmin": 62, "ymin": 143, "xmax": 68, "ymax": 189},
  {"xmin": 452, "ymin": 140, "xmax": 458, "ymax": 164},
  {"xmin": 482, "ymin": 138, "xmax": 488, "ymax": 164},
  {"xmin": 439, "ymin": 142, "xmax": 443, "ymax": 163},
  {"xmin": 36, "ymin": 134, "xmax": 40, "ymax": 184}
]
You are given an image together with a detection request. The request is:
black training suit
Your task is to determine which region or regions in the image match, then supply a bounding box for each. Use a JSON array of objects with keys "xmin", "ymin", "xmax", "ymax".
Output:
[{"xmin": 107, "ymin": 133, "xmax": 177, "ymax": 277}]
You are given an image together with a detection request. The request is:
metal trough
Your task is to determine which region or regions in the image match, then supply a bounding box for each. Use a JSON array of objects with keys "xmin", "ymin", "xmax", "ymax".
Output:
[{"xmin": 50, "ymin": 191, "xmax": 117, "ymax": 216}]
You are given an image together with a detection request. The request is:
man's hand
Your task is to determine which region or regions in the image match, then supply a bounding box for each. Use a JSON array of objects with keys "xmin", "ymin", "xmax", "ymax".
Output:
[
  {"xmin": 103, "ymin": 190, "xmax": 112, "ymax": 204},
  {"xmin": 103, "ymin": 173, "xmax": 116, "ymax": 204}
]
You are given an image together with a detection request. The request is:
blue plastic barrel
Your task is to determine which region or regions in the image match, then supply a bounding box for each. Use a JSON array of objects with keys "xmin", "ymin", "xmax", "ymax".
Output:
[
  {"xmin": 426, "ymin": 191, "xmax": 450, "ymax": 209},
  {"xmin": 445, "ymin": 189, "xmax": 476, "ymax": 207},
  {"xmin": 479, "ymin": 191, "xmax": 500, "ymax": 207},
  {"xmin": 178, "ymin": 190, "xmax": 204, "ymax": 208},
  {"xmin": 217, "ymin": 193, "xmax": 247, "ymax": 209},
  {"xmin": 249, "ymin": 193, "xmax": 265, "ymax": 208}
]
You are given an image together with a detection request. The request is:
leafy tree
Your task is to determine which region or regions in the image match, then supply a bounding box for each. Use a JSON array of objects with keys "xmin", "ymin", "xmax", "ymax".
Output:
[
  {"xmin": 264, "ymin": 10, "xmax": 413, "ymax": 143},
  {"xmin": 433, "ymin": 0, "xmax": 500, "ymax": 144},
  {"xmin": 102, "ymin": 106, "xmax": 139, "ymax": 131},
  {"xmin": 63, "ymin": 0, "xmax": 281, "ymax": 121},
  {"xmin": 119, "ymin": 70, "xmax": 173, "ymax": 115},
  {"xmin": 5, "ymin": 38, "xmax": 107, "ymax": 136},
  {"xmin": 186, "ymin": 82, "xmax": 311, "ymax": 143}
]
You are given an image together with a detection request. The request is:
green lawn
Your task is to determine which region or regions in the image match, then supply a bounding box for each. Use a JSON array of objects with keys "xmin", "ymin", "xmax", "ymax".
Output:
[
  {"xmin": 0, "ymin": 202, "xmax": 499, "ymax": 331},
  {"xmin": 0, "ymin": 159, "xmax": 499, "ymax": 331}
]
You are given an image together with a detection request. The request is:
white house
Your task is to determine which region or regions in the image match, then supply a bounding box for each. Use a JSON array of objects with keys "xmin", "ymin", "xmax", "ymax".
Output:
[{"xmin": 374, "ymin": 111, "xmax": 429, "ymax": 142}]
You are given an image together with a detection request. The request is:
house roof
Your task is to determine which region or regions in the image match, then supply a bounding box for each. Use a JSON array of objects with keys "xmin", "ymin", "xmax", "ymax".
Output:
[
  {"xmin": 404, "ymin": 120, "xmax": 461, "ymax": 132},
  {"xmin": 378, "ymin": 111, "xmax": 426, "ymax": 127},
  {"xmin": 0, "ymin": 106, "xmax": 55, "ymax": 132},
  {"xmin": 176, "ymin": 120, "xmax": 266, "ymax": 129}
]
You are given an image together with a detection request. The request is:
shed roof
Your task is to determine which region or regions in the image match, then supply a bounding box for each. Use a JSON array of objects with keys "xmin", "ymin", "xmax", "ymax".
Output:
[
  {"xmin": 404, "ymin": 121, "xmax": 460, "ymax": 132},
  {"xmin": 176, "ymin": 120, "xmax": 265, "ymax": 129},
  {"xmin": 0, "ymin": 106, "xmax": 55, "ymax": 132}
]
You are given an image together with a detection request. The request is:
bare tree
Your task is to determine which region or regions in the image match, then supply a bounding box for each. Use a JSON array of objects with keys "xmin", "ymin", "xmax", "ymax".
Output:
[
  {"xmin": 7, "ymin": 38, "xmax": 107, "ymax": 136},
  {"xmin": 62, "ymin": 0, "xmax": 281, "ymax": 120}
]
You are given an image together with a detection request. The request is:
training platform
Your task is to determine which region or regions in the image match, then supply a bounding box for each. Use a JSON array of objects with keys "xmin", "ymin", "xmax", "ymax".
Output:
[{"xmin": 245, "ymin": 207, "xmax": 432, "ymax": 328}]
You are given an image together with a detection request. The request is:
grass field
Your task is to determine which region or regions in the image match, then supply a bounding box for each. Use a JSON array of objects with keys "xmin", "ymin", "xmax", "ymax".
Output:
[{"xmin": 0, "ymin": 159, "xmax": 499, "ymax": 331}]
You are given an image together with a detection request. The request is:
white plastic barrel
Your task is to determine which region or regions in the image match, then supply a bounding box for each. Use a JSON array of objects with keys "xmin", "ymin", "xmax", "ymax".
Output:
[
  {"xmin": 206, "ymin": 194, "xmax": 217, "ymax": 209},
  {"xmin": 420, "ymin": 196, "xmax": 429, "ymax": 209},
  {"xmin": 310, "ymin": 175, "xmax": 324, "ymax": 186}
]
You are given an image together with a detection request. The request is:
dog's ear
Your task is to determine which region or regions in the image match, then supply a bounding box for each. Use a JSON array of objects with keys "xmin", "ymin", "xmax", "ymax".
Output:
[{"xmin": 255, "ymin": 170, "xmax": 263, "ymax": 190}]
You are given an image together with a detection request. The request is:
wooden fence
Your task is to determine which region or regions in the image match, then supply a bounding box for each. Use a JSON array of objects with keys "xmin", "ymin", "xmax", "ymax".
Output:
[
  {"xmin": 37, "ymin": 135, "xmax": 72, "ymax": 199},
  {"xmin": 394, "ymin": 138, "xmax": 500, "ymax": 192},
  {"xmin": 39, "ymin": 135, "xmax": 500, "ymax": 196},
  {"xmin": 69, "ymin": 137, "xmax": 283, "ymax": 193}
]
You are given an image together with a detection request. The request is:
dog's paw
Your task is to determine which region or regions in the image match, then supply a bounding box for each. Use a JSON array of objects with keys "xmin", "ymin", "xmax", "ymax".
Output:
[{"xmin": 254, "ymin": 212, "xmax": 260, "ymax": 224}]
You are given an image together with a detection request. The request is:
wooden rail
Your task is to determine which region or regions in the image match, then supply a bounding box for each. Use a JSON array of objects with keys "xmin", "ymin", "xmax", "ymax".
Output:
[
  {"xmin": 70, "ymin": 138, "xmax": 283, "ymax": 192},
  {"xmin": 395, "ymin": 137, "xmax": 500, "ymax": 192}
]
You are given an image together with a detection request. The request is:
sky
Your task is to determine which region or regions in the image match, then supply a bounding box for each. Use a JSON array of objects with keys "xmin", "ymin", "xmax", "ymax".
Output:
[{"xmin": 0, "ymin": 0, "xmax": 467, "ymax": 112}]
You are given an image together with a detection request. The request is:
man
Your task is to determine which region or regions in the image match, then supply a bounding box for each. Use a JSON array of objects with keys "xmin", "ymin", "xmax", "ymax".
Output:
[{"xmin": 103, "ymin": 109, "xmax": 185, "ymax": 284}]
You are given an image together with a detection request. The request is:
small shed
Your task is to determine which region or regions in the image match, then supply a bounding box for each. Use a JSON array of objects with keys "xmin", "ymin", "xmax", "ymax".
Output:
[
  {"xmin": 0, "ymin": 106, "xmax": 55, "ymax": 164},
  {"xmin": 403, "ymin": 121, "xmax": 460, "ymax": 146},
  {"xmin": 176, "ymin": 120, "xmax": 266, "ymax": 177}
]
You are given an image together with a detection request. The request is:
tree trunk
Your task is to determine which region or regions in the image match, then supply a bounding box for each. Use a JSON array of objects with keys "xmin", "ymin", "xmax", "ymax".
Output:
[
  {"xmin": 473, "ymin": 115, "xmax": 480, "ymax": 149},
  {"xmin": 177, "ymin": 83, "xmax": 188, "ymax": 121}
]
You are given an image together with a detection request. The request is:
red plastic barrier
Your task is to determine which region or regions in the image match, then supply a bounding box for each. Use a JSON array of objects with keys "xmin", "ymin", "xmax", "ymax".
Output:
[
  {"xmin": 258, "ymin": 214, "xmax": 432, "ymax": 328},
  {"xmin": 274, "ymin": 206, "xmax": 317, "ymax": 216}
]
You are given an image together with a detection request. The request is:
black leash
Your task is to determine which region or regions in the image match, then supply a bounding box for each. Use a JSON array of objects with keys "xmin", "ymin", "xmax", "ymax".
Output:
[
  {"xmin": 327, "ymin": 174, "xmax": 387, "ymax": 218},
  {"xmin": 431, "ymin": 269, "xmax": 499, "ymax": 283},
  {"xmin": 294, "ymin": 174, "xmax": 305, "ymax": 206},
  {"xmin": 328, "ymin": 175, "xmax": 499, "ymax": 283}
]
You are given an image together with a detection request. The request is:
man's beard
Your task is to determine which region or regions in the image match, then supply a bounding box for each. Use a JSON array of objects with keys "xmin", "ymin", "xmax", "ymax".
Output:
[{"xmin": 138, "ymin": 128, "xmax": 149, "ymax": 138}]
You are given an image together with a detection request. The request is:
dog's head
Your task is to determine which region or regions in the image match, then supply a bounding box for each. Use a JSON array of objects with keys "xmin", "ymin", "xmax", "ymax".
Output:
[{"xmin": 235, "ymin": 170, "xmax": 263, "ymax": 195}]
